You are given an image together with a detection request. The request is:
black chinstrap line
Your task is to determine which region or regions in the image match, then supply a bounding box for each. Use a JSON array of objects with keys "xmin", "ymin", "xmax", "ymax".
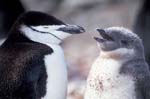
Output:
[{"xmin": 27, "ymin": 25, "xmax": 63, "ymax": 41}]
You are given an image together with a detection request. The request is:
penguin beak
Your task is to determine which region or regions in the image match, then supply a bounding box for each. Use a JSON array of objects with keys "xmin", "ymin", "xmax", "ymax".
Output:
[
  {"xmin": 57, "ymin": 25, "xmax": 85, "ymax": 34},
  {"xmin": 94, "ymin": 29, "xmax": 114, "ymax": 43},
  {"xmin": 94, "ymin": 29, "xmax": 119, "ymax": 51}
]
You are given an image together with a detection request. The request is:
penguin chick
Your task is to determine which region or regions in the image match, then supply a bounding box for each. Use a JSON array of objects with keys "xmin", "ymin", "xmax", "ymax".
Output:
[
  {"xmin": 84, "ymin": 27, "xmax": 150, "ymax": 99},
  {"xmin": 0, "ymin": 11, "xmax": 85, "ymax": 99}
]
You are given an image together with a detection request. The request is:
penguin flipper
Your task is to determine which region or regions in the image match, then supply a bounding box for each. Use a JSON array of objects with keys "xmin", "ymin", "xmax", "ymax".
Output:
[{"xmin": 13, "ymin": 56, "xmax": 47, "ymax": 99}]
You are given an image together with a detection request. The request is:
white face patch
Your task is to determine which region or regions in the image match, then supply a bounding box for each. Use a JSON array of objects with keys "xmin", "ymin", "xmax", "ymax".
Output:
[{"xmin": 20, "ymin": 25, "xmax": 71, "ymax": 45}]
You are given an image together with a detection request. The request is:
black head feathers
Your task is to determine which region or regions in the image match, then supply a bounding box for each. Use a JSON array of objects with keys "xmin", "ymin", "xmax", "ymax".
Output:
[{"xmin": 15, "ymin": 11, "xmax": 65, "ymax": 26}]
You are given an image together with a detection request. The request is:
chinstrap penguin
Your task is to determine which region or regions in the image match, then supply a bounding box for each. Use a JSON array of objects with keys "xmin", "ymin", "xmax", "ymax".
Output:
[
  {"xmin": 84, "ymin": 27, "xmax": 150, "ymax": 99},
  {"xmin": 0, "ymin": 11, "xmax": 85, "ymax": 99}
]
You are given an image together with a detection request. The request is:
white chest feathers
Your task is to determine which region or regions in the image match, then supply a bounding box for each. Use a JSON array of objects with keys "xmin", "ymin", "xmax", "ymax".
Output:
[
  {"xmin": 42, "ymin": 44, "xmax": 67, "ymax": 99},
  {"xmin": 84, "ymin": 57, "xmax": 136, "ymax": 99}
]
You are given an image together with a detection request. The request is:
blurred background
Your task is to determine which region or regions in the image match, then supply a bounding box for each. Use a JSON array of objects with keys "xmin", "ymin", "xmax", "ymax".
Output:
[{"xmin": 0, "ymin": 0, "xmax": 149, "ymax": 99}]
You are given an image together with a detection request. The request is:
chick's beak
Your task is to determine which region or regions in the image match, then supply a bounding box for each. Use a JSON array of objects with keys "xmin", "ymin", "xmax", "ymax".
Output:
[{"xmin": 97, "ymin": 29, "xmax": 114, "ymax": 41}]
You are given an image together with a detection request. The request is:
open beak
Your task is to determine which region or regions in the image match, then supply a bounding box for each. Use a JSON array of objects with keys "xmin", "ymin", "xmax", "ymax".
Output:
[
  {"xmin": 94, "ymin": 29, "xmax": 114, "ymax": 43},
  {"xmin": 57, "ymin": 25, "xmax": 85, "ymax": 34}
]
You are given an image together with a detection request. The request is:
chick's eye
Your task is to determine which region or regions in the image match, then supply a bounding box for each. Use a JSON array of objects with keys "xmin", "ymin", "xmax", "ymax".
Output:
[{"xmin": 121, "ymin": 40, "xmax": 128, "ymax": 45}]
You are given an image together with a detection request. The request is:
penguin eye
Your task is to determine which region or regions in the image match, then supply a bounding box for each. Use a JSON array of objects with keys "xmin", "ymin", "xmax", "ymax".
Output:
[
  {"xmin": 121, "ymin": 40, "xmax": 133, "ymax": 49},
  {"xmin": 43, "ymin": 26, "xmax": 49, "ymax": 29},
  {"xmin": 130, "ymin": 39, "xmax": 134, "ymax": 43},
  {"xmin": 121, "ymin": 40, "xmax": 128, "ymax": 45}
]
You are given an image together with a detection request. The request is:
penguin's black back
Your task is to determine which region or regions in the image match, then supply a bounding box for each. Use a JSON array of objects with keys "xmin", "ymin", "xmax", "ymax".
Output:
[{"xmin": 0, "ymin": 34, "xmax": 53, "ymax": 98}]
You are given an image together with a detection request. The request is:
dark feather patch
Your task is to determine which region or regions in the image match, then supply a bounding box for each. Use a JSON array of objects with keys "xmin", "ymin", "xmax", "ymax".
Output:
[
  {"xmin": 0, "ymin": 33, "xmax": 53, "ymax": 99},
  {"xmin": 17, "ymin": 11, "xmax": 65, "ymax": 26}
]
